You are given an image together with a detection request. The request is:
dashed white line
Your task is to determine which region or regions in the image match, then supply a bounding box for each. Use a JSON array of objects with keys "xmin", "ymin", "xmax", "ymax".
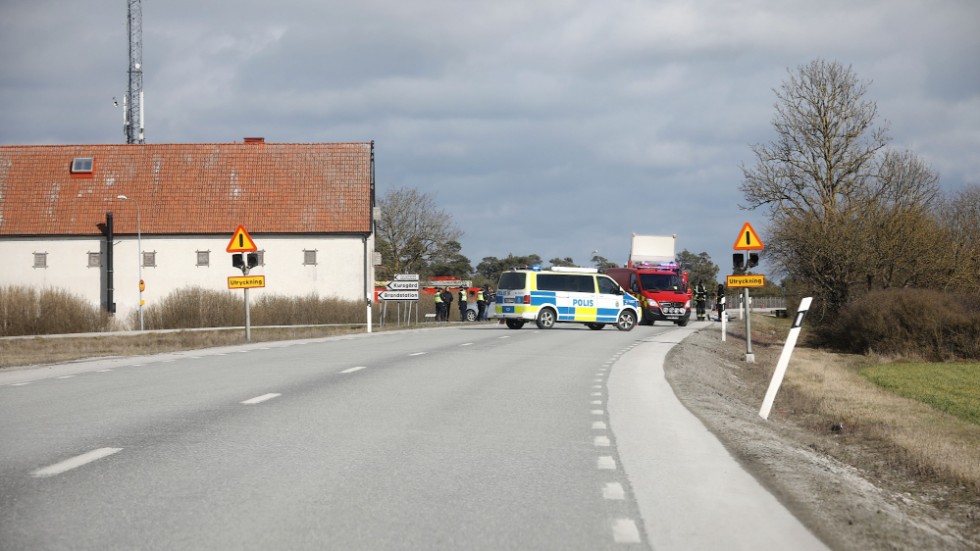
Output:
[
  {"xmin": 591, "ymin": 409, "xmax": 604, "ymax": 416},
  {"xmin": 594, "ymin": 436, "xmax": 611, "ymax": 447},
  {"xmin": 460, "ymin": 342, "xmax": 473, "ymax": 347},
  {"xmin": 11, "ymin": 382, "xmax": 30, "ymax": 387},
  {"xmin": 341, "ymin": 366, "xmax": 367, "ymax": 374},
  {"xmin": 603, "ymin": 482, "xmax": 625, "ymax": 500},
  {"xmin": 592, "ymin": 421, "xmax": 607, "ymax": 430},
  {"xmin": 409, "ymin": 352, "xmax": 426, "ymax": 356},
  {"xmin": 241, "ymin": 393, "xmax": 281, "ymax": 405},
  {"xmin": 32, "ymin": 447, "xmax": 122, "ymax": 478},
  {"xmin": 591, "ymin": 400, "xmax": 603, "ymax": 406},
  {"xmin": 96, "ymin": 369, "xmax": 113, "ymax": 373},
  {"xmin": 597, "ymin": 456, "xmax": 617, "ymax": 470},
  {"xmin": 56, "ymin": 375, "xmax": 74, "ymax": 380},
  {"xmin": 612, "ymin": 518, "xmax": 641, "ymax": 543}
]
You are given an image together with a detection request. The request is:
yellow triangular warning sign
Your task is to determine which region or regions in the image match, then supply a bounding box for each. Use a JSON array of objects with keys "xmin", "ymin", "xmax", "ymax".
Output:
[
  {"xmin": 733, "ymin": 222, "xmax": 764, "ymax": 251},
  {"xmin": 226, "ymin": 225, "xmax": 258, "ymax": 253}
]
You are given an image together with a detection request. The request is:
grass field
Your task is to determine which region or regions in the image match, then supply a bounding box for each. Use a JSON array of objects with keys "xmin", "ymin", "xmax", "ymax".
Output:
[{"xmin": 862, "ymin": 363, "xmax": 980, "ymax": 425}]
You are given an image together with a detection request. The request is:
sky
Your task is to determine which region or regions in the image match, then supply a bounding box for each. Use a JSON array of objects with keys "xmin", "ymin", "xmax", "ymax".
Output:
[{"xmin": 2, "ymin": 0, "xmax": 978, "ymax": 279}]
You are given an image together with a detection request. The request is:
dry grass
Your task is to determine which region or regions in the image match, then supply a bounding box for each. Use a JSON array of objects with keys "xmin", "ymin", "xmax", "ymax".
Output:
[
  {"xmin": 728, "ymin": 314, "xmax": 980, "ymax": 493},
  {"xmin": 0, "ymin": 326, "xmax": 368, "ymax": 369}
]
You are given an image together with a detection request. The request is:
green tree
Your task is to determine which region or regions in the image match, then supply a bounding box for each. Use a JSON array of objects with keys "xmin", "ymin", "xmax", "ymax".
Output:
[
  {"xmin": 676, "ymin": 249, "xmax": 719, "ymax": 288},
  {"xmin": 476, "ymin": 254, "xmax": 543, "ymax": 285},
  {"xmin": 549, "ymin": 257, "xmax": 577, "ymax": 268},
  {"xmin": 590, "ymin": 254, "xmax": 619, "ymax": 270},
  {"xmin": 427, "ymin": 240, "xmax": 473, "ymax": 279}
]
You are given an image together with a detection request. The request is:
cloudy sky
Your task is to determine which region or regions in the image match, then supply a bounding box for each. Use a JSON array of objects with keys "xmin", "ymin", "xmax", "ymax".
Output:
[{"xmin": 2, "ymin": 0, "xmax": 978, "ymax": 277}]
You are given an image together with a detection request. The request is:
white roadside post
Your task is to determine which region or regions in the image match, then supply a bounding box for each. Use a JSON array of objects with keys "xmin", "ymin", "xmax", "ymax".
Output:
[
  {"xmin": 720, "ymin": 296, "xmax": 727, "ymax": 342},
  {"xmin": 759, "ymin": 297, "xmax": 813, "ymax": 420}
]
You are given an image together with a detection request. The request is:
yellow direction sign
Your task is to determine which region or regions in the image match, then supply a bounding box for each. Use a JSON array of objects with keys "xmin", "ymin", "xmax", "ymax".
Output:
[
  {"xmin": 733, "ymin": 222, "xmax": 764, "ymax": 251},
  {"xmin": 727, "ymin": 274, "xmax": 766, "ymax": 288},
  {"xmin": 228, "ymin": 275, "xmax": 266, "ymax": 289},
  {"xmin": 226, "ymin": 225, "xmax": 258, "ymax": 253}
]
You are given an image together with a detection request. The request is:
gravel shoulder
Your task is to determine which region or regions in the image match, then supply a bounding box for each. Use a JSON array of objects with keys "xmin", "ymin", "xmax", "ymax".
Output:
[{"xmin": 665, "ymin": 325, "xmax": 979, "ymax": 551}]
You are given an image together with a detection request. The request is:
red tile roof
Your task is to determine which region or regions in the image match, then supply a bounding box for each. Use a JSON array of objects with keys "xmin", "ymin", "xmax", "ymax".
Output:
[{"xmin": 0, "ymin": 141, "xmax": 374, "ymax": 237}]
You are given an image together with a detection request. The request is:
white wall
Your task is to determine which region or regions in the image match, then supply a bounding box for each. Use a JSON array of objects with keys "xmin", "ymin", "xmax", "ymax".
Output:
[{"xmin": 0, "ymin": 234, "xmax": 374, "ymax": 328}]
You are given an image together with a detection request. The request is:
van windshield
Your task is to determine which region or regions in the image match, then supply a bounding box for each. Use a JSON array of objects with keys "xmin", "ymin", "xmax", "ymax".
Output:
[
  {"xmin": 639, "ymin": 273, "xmax": 683, "ymax": 291},
  {"xmin": 497, "ymin": 272, "xmax": 527, "ymax": 290}
]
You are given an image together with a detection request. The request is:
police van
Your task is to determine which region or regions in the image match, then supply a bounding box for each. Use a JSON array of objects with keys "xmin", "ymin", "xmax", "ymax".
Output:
[{"xmin": 494, "ymin": 267, "xmax": 640, "ymax": 331}]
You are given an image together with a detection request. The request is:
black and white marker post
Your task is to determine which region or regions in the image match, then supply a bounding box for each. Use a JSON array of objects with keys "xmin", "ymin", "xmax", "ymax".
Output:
[{"xmin": 759, "ymin": 297, "xmax": 813, "ymax": 420}]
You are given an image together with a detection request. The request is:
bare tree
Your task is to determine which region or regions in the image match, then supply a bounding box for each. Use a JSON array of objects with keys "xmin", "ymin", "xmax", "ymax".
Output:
[
  {"xmin": 740, "ymin": 60, "xmax": 891, "ymax": 313},
  {"xmin": 375, "ymin": 187, "xmax": 463, "ymax": 279}
]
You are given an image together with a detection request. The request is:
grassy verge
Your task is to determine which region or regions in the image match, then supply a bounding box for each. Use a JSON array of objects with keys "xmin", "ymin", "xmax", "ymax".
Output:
[
  {"xmin": 862, "ymin": 363, "xmax": 980, "ymax": 425},
  {"xmin": 728, "ymin": 314, "xmax": 980, "ymax": 492}
]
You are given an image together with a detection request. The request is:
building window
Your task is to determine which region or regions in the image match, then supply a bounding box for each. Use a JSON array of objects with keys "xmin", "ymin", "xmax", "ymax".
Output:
[
  {"xmin": 142, "ymin": 251, "xmax": 156, "ymax": 268},
  {"xmin": 70, "ymin": 157, "xmax": 94, "ymax": 177},
  {"xmin": 303, "ymin": 249, "xmax": 317, "ymax": 266},
  {"xmin": 196, "ymin": 250, "xmax": 210, "ymax": 267},
  {"xmin": 33, "ymin": 252, "xmax": 48, "ymax": 269},
  {"xmin": 88, "ymin": 252, "xmax": 101, "ymax": 268}
]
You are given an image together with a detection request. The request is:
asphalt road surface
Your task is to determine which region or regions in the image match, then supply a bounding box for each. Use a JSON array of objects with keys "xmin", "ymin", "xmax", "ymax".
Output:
[{"xmin": 0, "ymin": 323, "xmax": 825, "ymax": 550}]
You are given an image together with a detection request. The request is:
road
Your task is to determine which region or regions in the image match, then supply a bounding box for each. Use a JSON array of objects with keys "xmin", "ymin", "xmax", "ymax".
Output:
[{"xmin": 0, "ymin": 323, "xmax": 825, "ymax": 550}]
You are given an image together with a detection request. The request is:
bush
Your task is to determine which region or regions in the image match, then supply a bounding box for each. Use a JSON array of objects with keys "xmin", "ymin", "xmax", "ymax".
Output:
[
  {"xmin": 142, "ymin": 287, "xmax": 241, "ymax": 329},
  {"xmin": 251, "ymin": 293, "xmax": 364, "ymax": 325},
  {"xmin": 0, "ymin": 286, "xmax": 111, "ymax": 336},
  {"xmin": 817, "ymin": 288, "xmax": 980, "ymax": 360}
]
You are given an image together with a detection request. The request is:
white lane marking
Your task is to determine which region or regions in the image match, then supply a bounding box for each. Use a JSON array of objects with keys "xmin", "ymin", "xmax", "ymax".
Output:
[
  {"xmin": 11, "ymin": 382, "xmax": 30, "ymax": 387},
  {"xmin": 591, "ymin": 400, "xmax": 603, "ymax": 406},
  {"xmin": 592, "ymin": 384, "xmax": 602, "ymax": 390},
  {"xmin": 241, "ymin": 393, "xmax": 281, "ymax": 405},
  {"xmin": 591, "ymin": 409, "xmax": 604, "ymax": 415},
  {"xmin": 592, "ymin": 421, "xmax": 607, "ymax": 430},
  {"xmin": 591, "ymin": 392, "xmax": 602, "ymax": 397},
  {"xmin": 597, "ymin": 456, "xmax": 617, "ymax": 470},
  {"xmin": 498, "ymin": 335, "xmax": 510, "ymax": 339},
  {"xmin": 409, "ymin": 352, "xmax": 426, "ymax": 356},
  {"xmin": 341, "ymin": 366, "xmax": 367, "ymax": 374},
  {"xmin": 603, "ymin": 482, "xmax": 625, "ymax": 500},
  {"xmin": 594, "ymin": 436, "xmax": 611, "ymax": 447},
  {"xmin": 612, "ymin": 518, "xmax": 641, "ymax": 543},
  {"xmin": 460, "ymin": 342, "xmax": 473, "ymax": 347},
  {"xmin": 32, "ymin": 447, "xmax": 122, "ymax": 478},
  {"xmin": 96, "ymin": 369, "xmax": 113, "ymax": 373},
  {"xmin": 56, "ymin": 375, "xmax": 74, "ymax": 380}
]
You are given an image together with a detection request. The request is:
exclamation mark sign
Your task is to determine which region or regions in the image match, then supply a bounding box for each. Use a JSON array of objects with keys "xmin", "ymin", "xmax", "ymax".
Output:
[
  {"xmin": 239, "ymin": 234, "xmax": 244, "ymax": 248},
  {"xmin": 745, "ymin": 231, "xmax": 751, "ymax": 246}
]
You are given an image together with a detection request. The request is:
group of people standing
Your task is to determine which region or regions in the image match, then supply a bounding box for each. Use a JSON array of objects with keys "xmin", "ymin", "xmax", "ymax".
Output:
[{"xmin": 433, "ymin": 284, "xmax": 495, "ymax": 322}]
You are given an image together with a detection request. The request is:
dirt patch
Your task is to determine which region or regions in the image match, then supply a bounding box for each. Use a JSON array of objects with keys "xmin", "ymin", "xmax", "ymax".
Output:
[{"xmin": 665, "ymin": 325, "xmax": 979, "ymax": 550}]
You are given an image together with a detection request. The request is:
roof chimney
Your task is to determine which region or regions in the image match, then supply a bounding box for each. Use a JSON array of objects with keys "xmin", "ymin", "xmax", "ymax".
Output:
[{"xmin": 244, "ymin": 137, "xmax": 265, "ymax": 144}]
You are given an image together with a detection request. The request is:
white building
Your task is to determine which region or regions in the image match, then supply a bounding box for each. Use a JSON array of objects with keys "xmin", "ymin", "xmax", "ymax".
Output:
[{"xmin": 0, "ymin": 139, "xmax": 375, "ymax": 328}]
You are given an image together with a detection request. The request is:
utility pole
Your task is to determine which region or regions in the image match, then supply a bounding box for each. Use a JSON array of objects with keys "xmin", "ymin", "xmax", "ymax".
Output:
[{"xmin": 125, "ymin": 0, "xmax": 144, "ymax": 144}]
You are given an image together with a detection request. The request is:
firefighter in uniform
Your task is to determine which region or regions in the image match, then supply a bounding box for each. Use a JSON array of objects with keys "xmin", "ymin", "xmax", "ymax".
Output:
[
  {"xmin": 695, "ymin": 281, "xmax": 707, "ymax": 321},
  {"xmin": 458, "ymin": 286, "xmax": 468, "ymax": 321}
]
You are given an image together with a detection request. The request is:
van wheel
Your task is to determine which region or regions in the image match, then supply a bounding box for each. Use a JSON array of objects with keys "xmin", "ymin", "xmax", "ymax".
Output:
[
  {"xmin": 465, "ymin": 309, "xmax": 478, "ymax": 322},
  {"xmin": 505, "ymin": 319, "xmax": 525, "ymax": 329},
  {"xmin": 586, "ymin": 323, "xmax": 605, "ymax": 330},
  {"xmin": 536, "ymin": 307, "xmax": 557, "ymax": 329},
  {"xmin": 615, "ymin": 310, "xmax": 637, "ymax": 331}
]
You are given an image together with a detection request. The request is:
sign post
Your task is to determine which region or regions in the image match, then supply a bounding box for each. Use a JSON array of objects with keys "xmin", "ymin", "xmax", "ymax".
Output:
[
  {"xmin": 226, "ymin": 225, "xmax": 259, "ymax": 342},
  {"xmin": 731, "ymin": 222, "xmax": 765, "ymax": 363}
]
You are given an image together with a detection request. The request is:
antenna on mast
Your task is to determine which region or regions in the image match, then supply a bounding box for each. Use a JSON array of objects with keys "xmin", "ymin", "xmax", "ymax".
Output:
[{"xmin": 125, "ymin": 0, "xmax": 144, "ymax": 144}]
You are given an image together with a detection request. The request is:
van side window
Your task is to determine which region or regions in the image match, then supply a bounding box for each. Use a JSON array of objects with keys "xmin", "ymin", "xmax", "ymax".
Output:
[
  {"xmin": 598, "ymin": 276, "xmax": 620, "ymax": 295},
  {"xmin": 498, "ymin": 272, "xmax": 527, "ymax": 290},
  {"xmin": 630, "ymin": 273, "xmax": 639, "ymax": 293}
]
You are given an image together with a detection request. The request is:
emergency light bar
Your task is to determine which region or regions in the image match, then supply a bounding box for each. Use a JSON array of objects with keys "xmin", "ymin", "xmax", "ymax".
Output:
[{"xmin": 550, "ymin": 266, "xmax": 599, "ymax": 273}]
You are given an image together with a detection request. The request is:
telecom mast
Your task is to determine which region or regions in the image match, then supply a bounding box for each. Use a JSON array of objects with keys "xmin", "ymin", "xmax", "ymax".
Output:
[{"xmin": 124, "ymin": 0, "xmax": 144, "ymax": 144}]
